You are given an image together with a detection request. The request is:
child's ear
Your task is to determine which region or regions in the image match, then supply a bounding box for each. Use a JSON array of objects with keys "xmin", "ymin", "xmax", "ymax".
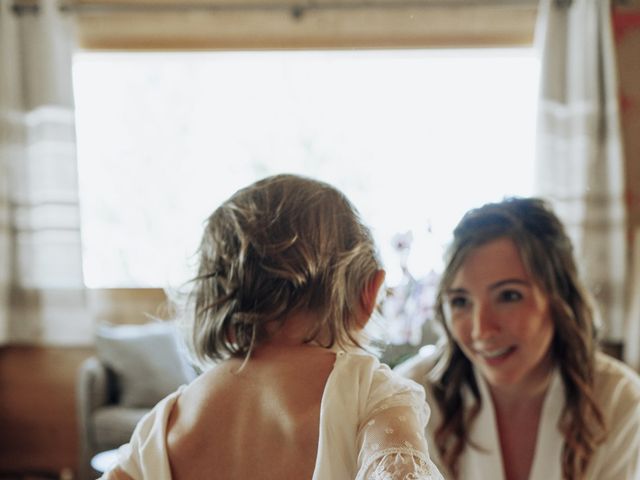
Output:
[{"xmin": 358, "ymin": 269, "xmax": 386, "ymax": 326}]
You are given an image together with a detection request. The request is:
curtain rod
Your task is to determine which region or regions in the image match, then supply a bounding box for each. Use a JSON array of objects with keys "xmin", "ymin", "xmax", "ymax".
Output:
[
  {"xmin": 13, "ymin": 0, "xmax": 538, "ymax": 15},
  {"xmin": 10, "ymin": 0, "xmax": 631, "ymax": 15},
  {"xmin": 57, "ymin": 0, "xmax": 539, "ymax": 13}
]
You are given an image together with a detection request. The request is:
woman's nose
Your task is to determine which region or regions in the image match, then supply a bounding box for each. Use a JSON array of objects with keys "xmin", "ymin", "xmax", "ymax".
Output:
[{"xmin": 470, "ymin": 303, "xmax": 500, "ymax": 340}]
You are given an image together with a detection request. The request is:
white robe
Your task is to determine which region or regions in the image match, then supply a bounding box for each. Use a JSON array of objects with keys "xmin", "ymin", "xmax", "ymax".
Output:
[{"xmin": 396, "ymin": 350, "xmax": 640, "ymax": 480}]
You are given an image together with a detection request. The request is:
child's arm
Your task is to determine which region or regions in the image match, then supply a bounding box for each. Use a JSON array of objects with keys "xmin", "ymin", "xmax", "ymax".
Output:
[
  {"xmin": 354, "ymin": 361, "xmax": 444, "ymax": 480},
  {"xmin": 356, "ymin": 403, "xmax": 443, "ymax": 480}
]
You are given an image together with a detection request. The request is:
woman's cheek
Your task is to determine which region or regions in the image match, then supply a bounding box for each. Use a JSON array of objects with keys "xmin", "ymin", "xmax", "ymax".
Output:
[{"xmin": 450, "ymin": 318, "xmax": 472, "ymax": 350}]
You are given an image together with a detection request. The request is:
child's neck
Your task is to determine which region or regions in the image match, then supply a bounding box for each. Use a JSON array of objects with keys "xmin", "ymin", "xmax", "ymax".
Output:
[{"xmin": 264, "ymin": 309, "xmax": 326, "ymax": 347}]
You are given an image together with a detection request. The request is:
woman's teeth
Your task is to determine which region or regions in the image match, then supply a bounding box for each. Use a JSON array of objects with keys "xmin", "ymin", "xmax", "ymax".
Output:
[{"xmin": 480, "ymin": 346, "xmax": 513, "ymax": 358}]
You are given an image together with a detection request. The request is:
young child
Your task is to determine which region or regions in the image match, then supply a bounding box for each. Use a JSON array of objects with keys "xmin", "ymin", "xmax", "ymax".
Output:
[{"xmin": 101, "ymin": 174, "xmax": 443, "ymax": 479}]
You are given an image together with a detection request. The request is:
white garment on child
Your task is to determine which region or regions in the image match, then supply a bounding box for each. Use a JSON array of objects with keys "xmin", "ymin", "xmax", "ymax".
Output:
[{"xmin": 106, "ymin": 350, "xmax": 444, "ymax": 480}]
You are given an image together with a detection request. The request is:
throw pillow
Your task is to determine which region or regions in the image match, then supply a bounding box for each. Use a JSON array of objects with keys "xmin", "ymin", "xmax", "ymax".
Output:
[{"xmin": 96, "ymin": 321, "xmax": 197, "ymax": 408}]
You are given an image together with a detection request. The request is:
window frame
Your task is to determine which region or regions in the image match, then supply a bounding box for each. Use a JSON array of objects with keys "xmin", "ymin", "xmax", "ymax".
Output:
[{"xmin": 67, "ymin": 0, "xmax": 538, "ymax": 50}]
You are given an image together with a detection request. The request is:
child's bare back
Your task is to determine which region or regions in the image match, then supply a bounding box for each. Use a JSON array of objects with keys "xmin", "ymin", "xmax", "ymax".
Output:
[{"xmin": 167, "ymin": 344, "xmax": 335, "ymax": 479}]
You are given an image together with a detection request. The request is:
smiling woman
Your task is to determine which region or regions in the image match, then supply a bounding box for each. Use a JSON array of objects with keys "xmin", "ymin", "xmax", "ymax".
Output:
[
  {"xmin": 445, "ymin": 237, "xmax": 555, "ymax": 395},
  {"xmin": 396, "ymin": 197, "xmax": 640, "ymax": 480}
]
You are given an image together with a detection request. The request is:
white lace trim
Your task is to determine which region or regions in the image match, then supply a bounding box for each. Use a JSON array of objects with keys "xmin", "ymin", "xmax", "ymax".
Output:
[{"xmin": 357, "ymin": 447, "xmax": 440, "ymax": 480}]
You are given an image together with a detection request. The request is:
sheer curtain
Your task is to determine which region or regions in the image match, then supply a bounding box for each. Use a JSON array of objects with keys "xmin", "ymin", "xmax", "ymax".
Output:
[
  {"xmin": 0, "ymin": 1, "xmax": 89, "ymax": 345},
  {"xmin": 535, "ymin": 0, "xmax": 628, "ymax": 351}
]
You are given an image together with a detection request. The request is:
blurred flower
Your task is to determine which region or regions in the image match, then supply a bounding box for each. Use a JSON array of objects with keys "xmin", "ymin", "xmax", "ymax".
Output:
[
  {"xmin": 392, "ymin": 231, "xmax": 414, "ymax": 252},
  {"xmin": 382, "ymin": 230, "xmax": 440, "ymax": 346},
  {"xmin": 391, "ymin": 231, "xmax": 413, "ymax": 275}
]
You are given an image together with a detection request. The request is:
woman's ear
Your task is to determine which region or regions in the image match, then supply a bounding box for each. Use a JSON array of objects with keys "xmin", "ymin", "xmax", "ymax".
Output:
[{"xmin": 358, "ymin": 269, "xmax": 386, "ymax": 326}]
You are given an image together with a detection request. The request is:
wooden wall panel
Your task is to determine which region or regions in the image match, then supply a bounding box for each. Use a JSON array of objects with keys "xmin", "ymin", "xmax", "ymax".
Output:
[
  {"xmin": 0, "ymin": 346, "xmax": 94, "ymax": 477},
  {"xmin": 0, "ymin": 288, "xmax": 168, "ymax": 476},
  {"xmin": 615, "ymin": 3, "xmax": 640, "ymax": 237},
  {"xmin": 87, "ymin": 288, "xmax": 168, "ymax": 325}
]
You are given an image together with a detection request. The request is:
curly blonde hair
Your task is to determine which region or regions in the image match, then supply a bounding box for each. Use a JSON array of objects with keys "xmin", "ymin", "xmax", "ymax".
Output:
[
  {"xmin": 186, "ymin": 174, "xmax": 381, "ymax": 364},
  {"xmin": 430, "ymin": 197, "xmax": 606, "ymax": 479}
]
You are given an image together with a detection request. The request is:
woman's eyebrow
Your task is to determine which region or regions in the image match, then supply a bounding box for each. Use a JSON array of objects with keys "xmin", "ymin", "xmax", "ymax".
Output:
[
  {"xmin": 446, "ymin": 287, "xmax": 468, "ymax": 295},
  {"xmin": 488, "ymin": 278, "xmax": 530, "ymax": 291}
]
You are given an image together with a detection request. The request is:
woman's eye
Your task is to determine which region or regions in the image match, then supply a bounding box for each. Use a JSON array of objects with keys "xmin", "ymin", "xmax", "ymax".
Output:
[
  {"xmin": 449, "ymin": 296, "xmax": 470, "ymax": 309},
  {"xmin": 499, "ymin": 290, "xmax": 523, "ymax": 302}
]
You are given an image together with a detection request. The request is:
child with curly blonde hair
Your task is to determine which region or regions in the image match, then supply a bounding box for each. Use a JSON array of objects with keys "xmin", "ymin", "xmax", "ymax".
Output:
[{"xmin": 103, "ymin": 174, "xmax": 443, "ymax": 480}]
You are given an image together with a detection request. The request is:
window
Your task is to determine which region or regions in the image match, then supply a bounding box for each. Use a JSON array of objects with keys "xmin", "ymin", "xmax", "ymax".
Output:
[{"xmin": 73, "ymin": 48, "xmax": 539, "ymax": 289}]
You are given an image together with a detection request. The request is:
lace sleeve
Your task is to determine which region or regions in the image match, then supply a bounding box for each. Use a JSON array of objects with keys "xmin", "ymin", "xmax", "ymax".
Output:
[{"xmin": 356, "ymin": 404, "xmax": 444, "ymax": 480}]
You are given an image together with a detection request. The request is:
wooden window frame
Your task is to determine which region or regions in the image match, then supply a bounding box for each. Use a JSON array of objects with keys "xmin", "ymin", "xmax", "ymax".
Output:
[{"xmin": 63, "ymin": 0, "xmax": 539, "ymax": 50}]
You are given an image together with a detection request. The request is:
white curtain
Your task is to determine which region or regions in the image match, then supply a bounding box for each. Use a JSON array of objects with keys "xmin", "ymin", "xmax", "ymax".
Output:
[
  {"xmin": 0, "ymin": 0, "xmax": 90, "ymax": 345},
  {"xmin": 535, "ymin": 0, "xmax": 628, "ymax": 349}
]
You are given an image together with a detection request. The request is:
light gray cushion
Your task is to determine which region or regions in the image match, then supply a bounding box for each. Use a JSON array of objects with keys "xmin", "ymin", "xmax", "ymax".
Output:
[
  {"xmin": 96, "ymin": 322, "xmax": 197, "ymax": 408},
  {"xmin": 94, "ymin": 406, "xmax": 149, "ymax": 448}
]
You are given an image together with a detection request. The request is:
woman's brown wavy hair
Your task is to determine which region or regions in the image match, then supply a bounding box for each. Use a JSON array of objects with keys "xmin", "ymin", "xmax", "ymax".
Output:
[
  {"xmin": 430, "ymin": 197, "xmax": 606, "ymax": 479},
  {"xmin": 185, "ymin": 174, "xmax": 381, "ymax": 365}
]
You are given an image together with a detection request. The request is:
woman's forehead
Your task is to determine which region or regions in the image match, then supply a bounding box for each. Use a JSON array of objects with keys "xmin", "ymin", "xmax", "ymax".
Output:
[{"xmin": 450, "ymin": 237, "xmax": 530, "ymax": 289}]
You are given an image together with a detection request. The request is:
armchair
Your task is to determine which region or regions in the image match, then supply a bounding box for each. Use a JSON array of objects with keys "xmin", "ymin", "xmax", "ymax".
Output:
[{"xmin": 76, "ymin": 356, "xmax": 148, "ymax": 480}]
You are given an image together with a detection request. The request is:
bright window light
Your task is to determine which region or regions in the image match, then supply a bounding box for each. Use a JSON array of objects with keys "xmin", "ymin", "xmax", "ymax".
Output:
[{"xmin": 73, "ymin": 49, "xmax": 539, "ymax": 289}]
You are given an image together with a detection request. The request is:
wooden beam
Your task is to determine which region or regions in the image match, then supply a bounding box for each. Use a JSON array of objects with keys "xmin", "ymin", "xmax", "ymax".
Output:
[{"xmin": 69, "ymin": 4, "xmax": 537, "ymax": 50}]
